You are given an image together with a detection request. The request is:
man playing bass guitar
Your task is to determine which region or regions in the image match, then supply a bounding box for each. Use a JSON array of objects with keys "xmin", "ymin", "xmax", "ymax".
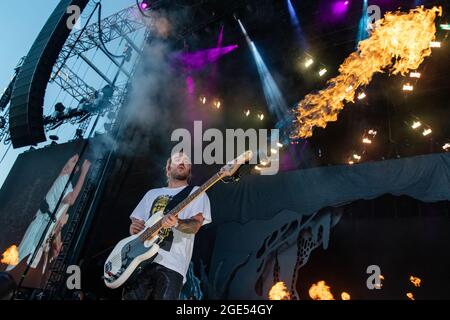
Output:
[{"xmin": 122, "ymin": 152, "xmax": 211, "ymax": 300}]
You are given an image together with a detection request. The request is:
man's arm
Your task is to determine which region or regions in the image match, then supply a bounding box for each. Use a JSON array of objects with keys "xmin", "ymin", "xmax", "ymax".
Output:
[
  {"xmin": 62, "ymin": 160, "xmax": 91, "ymax": 206},
  {"xmin": 162, "ymin": 213, "xmax": 205, "ymax": 234}
]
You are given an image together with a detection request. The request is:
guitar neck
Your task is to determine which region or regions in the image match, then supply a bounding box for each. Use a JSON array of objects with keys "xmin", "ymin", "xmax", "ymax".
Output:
[
  {"xmin": 170, "ymin": 173, "xmax": 221, "ymax": 218},
  {"xmin": 139, "ymin": 172, "xmax": 222, "ymax": 241}
]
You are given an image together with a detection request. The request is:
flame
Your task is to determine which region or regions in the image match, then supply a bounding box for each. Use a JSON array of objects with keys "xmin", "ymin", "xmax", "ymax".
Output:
[
  {"xmin": 292, "ymin": 6, "xmax": 442, "ymax": 139},
  {"xmin": 410, "ymin": 276, "xmax": 422, "ymax": 287},
  {"xmin": 341, "ymin": 292, "xmax": 351, "ymax": 300},
  {"xmin": 375, "ymin": 274, "xmax": 384, "ymax": 289},
  {"xmin": 1, "ymin": 245, "xmax": 19, "ymax": 266},
  {"xmin": 268, "ymin": 281, "xmax": 291, "ymax": 300},
  {"xmin": 309, "ymin": 281, "xmax": 335, "ymax": 300},
  {"xmin": 406, "ymin": 292, "xmax": 415, "ymax": 300}
]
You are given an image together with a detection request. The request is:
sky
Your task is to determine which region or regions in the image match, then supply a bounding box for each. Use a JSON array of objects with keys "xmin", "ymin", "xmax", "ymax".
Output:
[{"xmin": 0, "ymin": 0, "xmax": 143, "ymax": 188}]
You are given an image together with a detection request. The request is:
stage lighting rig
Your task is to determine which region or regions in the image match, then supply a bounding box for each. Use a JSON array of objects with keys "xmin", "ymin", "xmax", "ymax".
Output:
[
  {"xmin": 75, "ymin": 129, "xmax": 84, "ymax": 140},
  {"xmin": 54, "ymin": 102, "xmax": 66, "ymax": 115}
]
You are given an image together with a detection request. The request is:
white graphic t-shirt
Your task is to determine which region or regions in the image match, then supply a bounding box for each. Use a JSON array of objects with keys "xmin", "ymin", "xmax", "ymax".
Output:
[{"xmin": 130, "ymin": 185, "xmax": 211, "ymax": 282}]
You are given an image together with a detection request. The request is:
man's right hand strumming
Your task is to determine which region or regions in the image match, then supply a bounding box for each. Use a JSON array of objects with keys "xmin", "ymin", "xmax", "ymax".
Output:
[{"xmin": 130, "ymin": 218, "xmax": 145, "ymax": 235}]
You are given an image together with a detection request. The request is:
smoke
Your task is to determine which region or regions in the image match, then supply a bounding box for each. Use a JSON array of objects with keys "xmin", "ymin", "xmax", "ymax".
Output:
[{"xmin": 115, "ymin": 7, "xmax": 196, "ymax": 163}]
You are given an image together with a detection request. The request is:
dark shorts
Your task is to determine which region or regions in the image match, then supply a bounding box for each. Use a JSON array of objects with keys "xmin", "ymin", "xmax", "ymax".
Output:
[{"xmin": 122, "ymin": 262, "xmax": 184, "ymax": 300}]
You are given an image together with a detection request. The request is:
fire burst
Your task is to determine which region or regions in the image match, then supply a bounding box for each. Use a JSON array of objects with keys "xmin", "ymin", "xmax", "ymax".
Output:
[
  {"xmin": 292, "ymin": 6, "xmax": 442, "ymax": 139},
  {"xmin": 410, "ymin": 276, "xmax": 422, "ymax": 287},
  {"xmin": 1, "ymin": 245, "xmax": 19, "ymax": 266},
  {"xmin": 341, "ymin": 292, "xmax": 351, "ymax": 300},
  {"xmin": 268, "ymin": 281, "xmax": 291, "ymax": 300},
  {"xmin": 309, "ymin": 281, "xmax": 335, "ymax": 300}
]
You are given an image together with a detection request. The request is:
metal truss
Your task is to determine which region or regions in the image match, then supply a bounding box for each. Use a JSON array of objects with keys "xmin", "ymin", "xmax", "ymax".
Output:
[
  {"xmin": 51, "ymin": 64, "xmax": 97, "ymax": 103},
  {"xmin": 57, "ymin": 4, "xmax": 149, "ymax": 63},
  {"xmin": 0, "ymin": 109, "xmax": 11, "ymax": 145},
  {"xmin": 50, "ymin": 4, "xmax": 151, "ymax": 103}
]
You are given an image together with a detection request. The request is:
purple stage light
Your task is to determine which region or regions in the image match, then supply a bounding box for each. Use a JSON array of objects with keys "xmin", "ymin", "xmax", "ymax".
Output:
[
  {"xmin": 174, "ymin": 45, "xmax": 239, "ymax": 70},
  {"xmin": 140, "ymin": 1, "xmax": 149, "ymax": 10},
  {"xmin": 332, "ymin": 1, "xmax": 350, "ymax": 16},
  {"xmin": 217, "ymin": 25, "xmax": 224, "ymax": 48},
  {"xmin": 186, "ymin": 76, "xmax": 195, "ymax": 95}
]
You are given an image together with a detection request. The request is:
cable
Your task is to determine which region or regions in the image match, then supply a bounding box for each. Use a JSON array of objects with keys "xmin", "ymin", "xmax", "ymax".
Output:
[
  {"xmin": 0, "ymin": 143, "xmax": 11, "ymax": 165},
  {"xmin": 97, "ymin": 2, "xmax": 125, "ymax": 59}
]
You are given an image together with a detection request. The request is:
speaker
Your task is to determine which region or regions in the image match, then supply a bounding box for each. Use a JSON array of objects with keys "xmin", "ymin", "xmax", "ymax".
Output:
[{"xmin": 9, "ymin": 0, "xmax": 90, "ymax": 148}]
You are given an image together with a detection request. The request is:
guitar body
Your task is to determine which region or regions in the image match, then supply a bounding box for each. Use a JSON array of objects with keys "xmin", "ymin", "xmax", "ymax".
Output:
[{"xmin": 103, "ymin": 211, "xmax": 163, "ymax": 289}]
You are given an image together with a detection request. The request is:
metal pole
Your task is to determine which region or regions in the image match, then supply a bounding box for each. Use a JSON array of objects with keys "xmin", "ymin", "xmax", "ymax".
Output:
[{"xmin": 79, "ymin": 54, "xmax": 114, "ymax": 86}]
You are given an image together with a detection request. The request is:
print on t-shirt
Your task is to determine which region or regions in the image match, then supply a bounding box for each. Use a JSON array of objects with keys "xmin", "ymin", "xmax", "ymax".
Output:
[{"xmin": 150, "ymin": 195, "xmax": 173, "ymax": 251}]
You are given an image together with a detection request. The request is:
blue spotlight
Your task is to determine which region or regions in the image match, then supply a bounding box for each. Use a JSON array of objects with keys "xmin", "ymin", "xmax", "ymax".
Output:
[
  {"xmin": 356, "ymin": 0, "xmax": 369, "ymax": 46},
  {"xmin": 286, "ymin": 0, "xmax": 308, "ymax": 49},
  {"xmin": 238, "ymin": 20, "xmax": 288, "ymax": 122}
]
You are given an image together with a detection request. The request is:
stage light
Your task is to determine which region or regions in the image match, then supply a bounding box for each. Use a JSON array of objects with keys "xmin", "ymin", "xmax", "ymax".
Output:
[
  {"xmin": 304, "ymin": 58, "xmax": 314, "ymax": 68},
  {"xmin": 443, "ymin": 143, "xmax": 450, "ymax": 151},
  {"xmin": 441, "ymin": 24, "xmax": 450, "ymax": 31},
  {"xmin": 214, "ymin": 100, "xmax": 221, "ymax": 109},
  {"xmin": 362, "ymin": 138, "xmax": 372, "ymax": 144},
  {"xmin": 49, "ymin": 135, "xmax": 59, "ymax": 141},
  {"xmin": 357, "ymin": 92, "xmax": 366, "ymax": 100},
  {"xmin": 244, "ymin": 109, "xmax": 251, "ymax": 117},
  {"xmin": 403, "ymin": 83, "xmax": 414, "ymax": 91},
  {"xmin": 200, "ymin": 96, "xmax": 206, "ymax": 104},
  {"xmin": 287, "ymin": 0, "xmax": 309, "ymax": 49},
  {"xmin": 353, "ymin": 153, "xmax": 361, "ymax": 160},
  {"xmin": 368, "ymin": 129, "xmax": 377, "ymax": 136},
  {"xmin": 54, "ymin": 102, "xmax": 66, "ymax": 113},
  {"xmin": 411, "ymin": 121, "xmax": 422, "ymax": 129},
  {"xmin": 356, "ymin": 0, "xmax": 369, "ymax": 46},
  {"xmin": 430, "ymin": 41, "xmax": 441, "ymax": 48},
  {"xmin": 258, "ymin": 113, "xmax": 265, "ymax": 121},
  {"xmin": 422, "ymin": 128, "xmax": 432, "ymax": 136},
  {"xmin": 238, "ymin": 19, "xmax": 288, "ymax": 122},
  {"xmin": 140, "ymin": 1, "xmax": 150, "ymax": 10},
  {"xmin": 271, "ymin": 148, "xmax": 278, "ymax": 155},
  {"xmin": 348, "ymin": 160, "xmax": 354, "ymax": 165},
  {"xmin": 277, "ymin": 142, "xmax": 283, "ymax": 148},
  {"xmin": 410, "ymin": 72, "xmax": 421, "ymax": 78},
  {"xmin": 75, "ymin": 129, "xmax": 83, "ymax": 139},
  {"xmin": 319, "ymin": 68, "xmax": 327, "ymax": 77}
]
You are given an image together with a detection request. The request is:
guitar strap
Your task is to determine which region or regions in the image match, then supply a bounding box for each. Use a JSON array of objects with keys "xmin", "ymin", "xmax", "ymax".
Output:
[
  {"xmin": 163, "ymin": 185, "xmax": 195, "ymax": 215},
  {"xmin": 157, "ymin": 185, "xmax": 195, "ymax": 252}
]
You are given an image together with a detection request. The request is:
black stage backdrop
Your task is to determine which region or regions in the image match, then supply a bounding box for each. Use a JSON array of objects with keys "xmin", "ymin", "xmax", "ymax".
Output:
[
  {"xmin": 208, "ymin": 152, "xmax": 450, "ymax": 224},
  {"xmin": 297, "ymin": 196, "xmax": 450, "ymax": 300}
]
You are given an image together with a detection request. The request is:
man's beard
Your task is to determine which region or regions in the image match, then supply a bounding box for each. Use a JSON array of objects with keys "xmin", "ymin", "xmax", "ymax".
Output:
[{"xmin": 171, "ymin": 171, "xmax": 189, "ymax": 181}]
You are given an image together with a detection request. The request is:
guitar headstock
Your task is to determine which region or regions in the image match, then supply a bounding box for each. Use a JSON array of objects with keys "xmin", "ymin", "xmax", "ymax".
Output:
[{"xmin": 219, "ymin": 151, "xmax": 254, "ymax": 178}]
